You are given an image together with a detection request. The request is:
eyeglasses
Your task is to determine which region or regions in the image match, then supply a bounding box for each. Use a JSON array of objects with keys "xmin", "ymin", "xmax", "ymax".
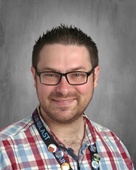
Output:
[{"xmin": 35, "ymin": 66, "xmax": 96, "ymax": 86}]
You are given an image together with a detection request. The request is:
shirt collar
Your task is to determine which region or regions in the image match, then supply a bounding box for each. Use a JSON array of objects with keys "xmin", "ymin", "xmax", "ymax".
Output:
[
  {"xmin": 36, "ymin": 107, "xmax": 96, "ymax": 147},
  {"xmin": 82, "ymin": 115, "xmax": 97, "ymax": 147}
]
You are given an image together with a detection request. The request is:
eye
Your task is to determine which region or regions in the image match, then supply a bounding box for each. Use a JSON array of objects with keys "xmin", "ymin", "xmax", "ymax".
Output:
[
  {"xmin": 42, "ymin": 72, "xmax": 58, "ymax": 78},
  {"xmin": 73, "ymin": 73, "xmax": 80, "ymax": 77},
  {"xmin": 71, "ymin": 72, "xmax": 86, "ymax": 78}
]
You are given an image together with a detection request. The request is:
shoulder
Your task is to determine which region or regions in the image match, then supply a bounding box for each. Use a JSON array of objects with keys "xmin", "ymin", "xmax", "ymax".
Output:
[
  {"xmin": 85, "ymin": 115, "xmax": 113, "ymax": 134},
  {"xmin": 87, "ymin": 119, "xmax": 134, "ymax": 169},
  {"xmin": 0, "ymin": 115, "xmax": 34, "ymax": 141},
  {"xmin": 85, "ymin": 115, "xmax": 130, "ymax": 153},
  {"xmin": 91, "ymin": 120, "xmax": 114, "ymax": 136},
  {"xmin": 85, "ymin": 116, "xmax": 132, "ymax": 156},
  {"xmin": 86, "ymin": 116, "xmax": 118, "ymax": 138}
]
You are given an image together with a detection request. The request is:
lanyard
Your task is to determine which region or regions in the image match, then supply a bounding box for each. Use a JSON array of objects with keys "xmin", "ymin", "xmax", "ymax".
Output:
[{"xmin": 32, "ymin": 109, "xmax": 100, "ymax": 170}]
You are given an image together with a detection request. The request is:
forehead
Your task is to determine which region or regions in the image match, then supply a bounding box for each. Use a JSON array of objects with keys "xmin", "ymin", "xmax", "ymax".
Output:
[{"xmin": 38, "ymin": 44, "xmax": 92, "ymax": 71}]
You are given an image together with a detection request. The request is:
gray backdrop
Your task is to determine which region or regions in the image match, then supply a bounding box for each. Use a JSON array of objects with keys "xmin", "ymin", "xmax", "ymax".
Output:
[{"xmin": 0, "ymin": 0, "xmax": 135, "ymax": 167}]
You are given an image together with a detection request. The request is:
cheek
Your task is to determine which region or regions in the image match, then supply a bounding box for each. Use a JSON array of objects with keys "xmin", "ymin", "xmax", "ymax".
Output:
[
  {"xmin": 77, "ymin": 80, "xmax": 94, "ymax": 104},
  {"xmin": 77, "ymin": 83, "xmax": 94, "ymax": 97},
  {"xmin": 35, "ymin": 81, "xmax": 50, "ymax": 100},
  {"xmin": 78, "ymin": 78, "xmax": 94, "ymax": 94},
  {"xmin": 37, "ymin": 85, "xmax": 51, "ymax": 96}
]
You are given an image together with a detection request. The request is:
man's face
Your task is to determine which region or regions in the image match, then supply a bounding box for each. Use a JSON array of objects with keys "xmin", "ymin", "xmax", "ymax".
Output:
[{"xmin": 31, "ymin": 44, "xmax": 99, "ymax": 124}]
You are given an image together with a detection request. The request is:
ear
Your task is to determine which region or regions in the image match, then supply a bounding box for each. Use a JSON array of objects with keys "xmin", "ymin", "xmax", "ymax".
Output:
[
  {"xmin": 93, "ymin": 66, "xmax": 100, "ymax": 88},
  {"xmin": 31, "ymin": 66, "xmax": 36, "ymax": 87}
]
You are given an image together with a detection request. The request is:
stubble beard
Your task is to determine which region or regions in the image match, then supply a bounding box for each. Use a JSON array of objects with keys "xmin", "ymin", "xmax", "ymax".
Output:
[{"xmin": 39, "ymin": 91, "xmax": 93, "ymax": 125}]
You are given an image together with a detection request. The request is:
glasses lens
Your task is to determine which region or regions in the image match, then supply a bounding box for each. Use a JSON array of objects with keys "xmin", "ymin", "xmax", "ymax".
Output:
[
  {"xmin": 67, "ymin": 72, "xmax": 87, "ymax": 85},
  {"xmin": 40, "ymin": 72, "xmax": 60, "ymax": 85}
]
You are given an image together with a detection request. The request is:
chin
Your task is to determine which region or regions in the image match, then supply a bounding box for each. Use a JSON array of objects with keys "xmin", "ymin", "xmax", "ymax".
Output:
[{"xmin": 51, "ymin": 113, "xmax": 83, "ymax": 124}]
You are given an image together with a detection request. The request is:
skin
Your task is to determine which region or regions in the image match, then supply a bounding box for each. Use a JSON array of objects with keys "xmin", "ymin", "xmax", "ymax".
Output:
[{"xmin": 31, "ymin": 44, "xmax": 99, "ymax": 155}]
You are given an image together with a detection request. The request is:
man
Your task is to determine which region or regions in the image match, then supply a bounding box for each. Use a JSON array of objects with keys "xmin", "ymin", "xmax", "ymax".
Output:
[{"xmin": 0, "ymin": 25, "xmax": 134, "ymax": 170}]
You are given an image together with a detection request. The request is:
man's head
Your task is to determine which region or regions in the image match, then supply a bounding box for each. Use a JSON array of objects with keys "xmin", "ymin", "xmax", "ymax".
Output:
[
  {"xmin": 32, "ymin": 24, "xmax": 99, "ymax": 69},
  {"xmin": 31, "ymin": 25, "xmax": 100, "ymax": 125}
]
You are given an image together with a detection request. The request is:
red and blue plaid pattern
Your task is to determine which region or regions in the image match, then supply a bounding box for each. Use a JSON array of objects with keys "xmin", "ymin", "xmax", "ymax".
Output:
[{"xmin": 0, "ymin": 109, "xmax": 134, "ymax": 170}]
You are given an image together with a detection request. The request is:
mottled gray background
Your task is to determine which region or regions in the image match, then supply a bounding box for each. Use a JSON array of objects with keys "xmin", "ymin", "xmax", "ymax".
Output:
[{"xmin": 0, "ymin": 0, "xmax": 136, "ymax": 167}]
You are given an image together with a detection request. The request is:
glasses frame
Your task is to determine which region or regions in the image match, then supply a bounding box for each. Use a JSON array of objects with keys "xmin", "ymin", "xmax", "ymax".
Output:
[{"xmin": 34, "ymin": 66, "xmax": 96, "ymax": 86}]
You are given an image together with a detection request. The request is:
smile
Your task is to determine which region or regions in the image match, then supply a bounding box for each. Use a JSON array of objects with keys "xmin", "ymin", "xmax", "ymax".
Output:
[{"xmin": 52, "ymin": 98, "xmax": 76, "ymax": 106}]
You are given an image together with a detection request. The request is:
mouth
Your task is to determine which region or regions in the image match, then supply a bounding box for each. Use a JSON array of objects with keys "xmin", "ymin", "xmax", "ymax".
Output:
[{"xmin": 52, "ymin": 98, "xmax": 76, "ymax": 106}]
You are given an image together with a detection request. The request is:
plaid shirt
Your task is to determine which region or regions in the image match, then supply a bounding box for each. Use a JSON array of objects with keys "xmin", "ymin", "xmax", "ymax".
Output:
[{"xmin": 0, "ymin": 108, "xmax": 134, "ymax": 170}]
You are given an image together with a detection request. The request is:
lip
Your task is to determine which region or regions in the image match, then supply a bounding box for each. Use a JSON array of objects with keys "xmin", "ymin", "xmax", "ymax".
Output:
[{"xmin": 52, "ymin": 98, "xmax": 76, "ymax": 106}]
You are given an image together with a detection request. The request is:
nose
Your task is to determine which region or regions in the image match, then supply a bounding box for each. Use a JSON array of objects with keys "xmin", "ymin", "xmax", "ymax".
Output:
[{"xmin": 55, "ymin": 76, "xmax": 71, "ymax": 96}]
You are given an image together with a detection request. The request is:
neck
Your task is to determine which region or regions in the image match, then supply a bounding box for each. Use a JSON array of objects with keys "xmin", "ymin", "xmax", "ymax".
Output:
[
  {"xmin": 49, "ymin": 116, "xmax": 85, "ymax": 141},
  {"xmin": 40, "ymin": 109, "xmax": 85, "ymax": 156}
]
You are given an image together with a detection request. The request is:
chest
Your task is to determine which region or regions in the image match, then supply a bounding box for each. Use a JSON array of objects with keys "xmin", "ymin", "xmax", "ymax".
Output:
[{"xmin": 62, "ymin": 138, "xmax": 82, "ymax": 156}]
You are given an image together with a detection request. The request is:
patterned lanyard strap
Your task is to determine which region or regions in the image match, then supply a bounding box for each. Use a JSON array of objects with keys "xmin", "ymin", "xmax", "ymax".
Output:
[{"xmin": 32, "ymin": 110, "xmax": 100, "ymax": 170}]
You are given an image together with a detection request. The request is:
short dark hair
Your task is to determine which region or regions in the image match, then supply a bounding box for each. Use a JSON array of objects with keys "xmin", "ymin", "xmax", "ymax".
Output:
[{"xmin": 32, "ymin": 24, "xmax": 99, "ymax": 68}]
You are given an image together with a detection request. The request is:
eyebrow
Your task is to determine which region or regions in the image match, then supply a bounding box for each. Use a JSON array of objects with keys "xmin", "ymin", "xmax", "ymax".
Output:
[{"xmin": 38, "ymin": 66, "xmax": 88, "ymax": 72}]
